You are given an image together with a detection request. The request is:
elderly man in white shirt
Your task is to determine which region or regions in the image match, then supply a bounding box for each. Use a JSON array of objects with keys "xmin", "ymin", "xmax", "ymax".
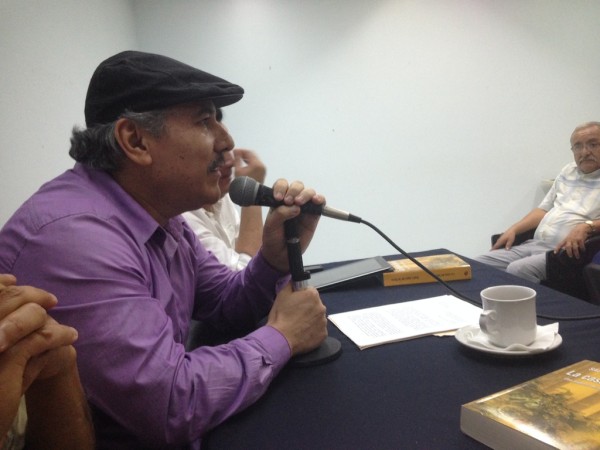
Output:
[{"xmin": 475, "ymin": 121, "xmax": 600, "ymax": 283}]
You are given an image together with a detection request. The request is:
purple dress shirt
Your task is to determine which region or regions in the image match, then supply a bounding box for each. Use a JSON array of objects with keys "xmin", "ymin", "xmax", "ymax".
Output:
[{"xmin": 0, "ymin": 164, "xmax": 291, "ymax": 449}]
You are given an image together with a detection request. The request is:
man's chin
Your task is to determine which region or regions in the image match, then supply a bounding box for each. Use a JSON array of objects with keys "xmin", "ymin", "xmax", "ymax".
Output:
[
  {"xmin": 579, "ymin": 163, "xmax": 600, "ymax": 174},
  {"xmin": 212, "ymin": 187, "xmax": 223, "ymax": 202},
  {"xmin": 217, "ymin": 175, "xmax": 232, "ymax": 194},
  {"xmin": 201, "ymin": 184, "xmax": 223, "ymax": 204},
  {"xmin": 218, "ymin": 182, "xmax": 231, "ymax": 196}
]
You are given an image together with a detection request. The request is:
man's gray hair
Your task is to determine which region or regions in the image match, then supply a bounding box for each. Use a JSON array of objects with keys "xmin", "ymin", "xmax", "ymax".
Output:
[
  {"xmin": 573, "ymin": 121, "xmax": 600, "ymax": 135},
  {"xmin": 69, "ymin": 109, "xmax": 168, "ymax": 172}
]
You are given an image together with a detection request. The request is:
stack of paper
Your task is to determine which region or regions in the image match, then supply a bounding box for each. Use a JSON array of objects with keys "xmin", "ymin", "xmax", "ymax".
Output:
[{"xmin": 328, "ymin": 295, "xmax": 481, "ymax": 349}]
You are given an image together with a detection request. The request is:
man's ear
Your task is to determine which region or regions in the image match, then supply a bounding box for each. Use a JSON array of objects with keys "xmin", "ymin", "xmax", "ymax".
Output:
[{"xmin": 114, "ymin": 118, "xmax": 153, "ymax": 166}]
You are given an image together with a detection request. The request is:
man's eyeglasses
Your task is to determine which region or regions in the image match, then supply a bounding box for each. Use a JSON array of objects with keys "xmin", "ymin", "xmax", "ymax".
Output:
[{"xmin": 571, "ymin": 141, "xmax": 600, "ymax": 153}]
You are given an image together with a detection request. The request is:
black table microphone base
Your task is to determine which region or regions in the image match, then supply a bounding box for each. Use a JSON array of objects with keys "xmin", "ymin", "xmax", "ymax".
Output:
[{"xmin": 289, "ymin": 336, "xmax": 342, "ymax": 368}]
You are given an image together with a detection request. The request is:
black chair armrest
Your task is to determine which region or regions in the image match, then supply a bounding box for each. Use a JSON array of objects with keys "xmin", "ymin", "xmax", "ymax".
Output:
[
  {"xmin": 491, "ymin": 228, "xmax": 536, "ymax": 247},
  {"xmin": 545, "ymin": 234, "xmax": 600, "ymax": 301},
  {"xmin": 584, "ymin": 263, "xmax": 600, "ymax": 305},
  {"xmin": 551, "ymin": 234, "xmax": 600, "ymax": 266},
  {"xmin": 582, "ymin": 234, "xmax": 600, "ymax": 262}
]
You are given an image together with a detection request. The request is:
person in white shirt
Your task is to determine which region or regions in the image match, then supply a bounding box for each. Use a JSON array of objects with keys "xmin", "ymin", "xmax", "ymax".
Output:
[
  {"xmin": 183, "ymin": 109, "xmax": 266, "ymax": 271},
  {"xmin": 474, "ymin": 121, "xmax": 600, "ymax": 283}
]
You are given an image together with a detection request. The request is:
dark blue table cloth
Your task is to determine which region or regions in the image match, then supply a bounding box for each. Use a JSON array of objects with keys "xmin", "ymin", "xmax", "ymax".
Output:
[{"xmin": 204, "ymin": 249, "xmax": 600, "ymax": 449}]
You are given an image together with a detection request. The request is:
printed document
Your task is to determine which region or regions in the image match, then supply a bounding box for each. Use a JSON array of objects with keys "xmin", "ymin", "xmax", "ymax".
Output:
[{"xmin": 328, "ymin": 295, "xmax": 481, "ymax": 349}]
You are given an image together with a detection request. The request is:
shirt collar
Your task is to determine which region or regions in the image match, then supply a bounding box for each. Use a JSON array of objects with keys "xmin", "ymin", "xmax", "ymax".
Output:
[{"xmin": 74, "ymin": 163, "xmax": 184, "ymax": 246}]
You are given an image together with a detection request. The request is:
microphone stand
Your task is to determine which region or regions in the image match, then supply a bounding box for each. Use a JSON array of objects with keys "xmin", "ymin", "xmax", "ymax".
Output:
[{"xmin": 285, "ymin": 219, "xmax": 342, "ymax": 367}]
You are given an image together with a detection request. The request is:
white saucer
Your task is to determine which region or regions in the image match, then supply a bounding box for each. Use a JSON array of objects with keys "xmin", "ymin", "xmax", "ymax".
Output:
[{"xmin": 455, "ymin": 324, "xmax": 562, "ymax": 356}]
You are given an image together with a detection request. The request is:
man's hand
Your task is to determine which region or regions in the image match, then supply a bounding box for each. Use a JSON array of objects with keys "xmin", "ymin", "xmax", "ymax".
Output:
[
  {"xmin": 260, "ymin": 179, "xmax": 324, "ymax": 272},
  {"xmin": 0, "ymin": 274, "xmax": 79, "ymax": 439},
  {"xmin": 554, "ymin": 223, "xmax": 591, "ymax": 258},
  {"xmin": 0, "ymin": 274, "xmax": 64, "ymax": 351},
  {"xmin": 234, "ymin": 149, "xmax": 266, "ymax": 184},
  {"xmin": 0, "ymin": 275, "xmax": 77, "ymax": 387},
  {"xmin": 491, "ymin": 229, "xmax": 517, "ymax": 250},
  {"xmin": 266, "ymin": 283, "xmax": 327, "ymax": 356},
  {"xmin": 491, "ymin": 209, "xmax": 547, "ymax": 251}
]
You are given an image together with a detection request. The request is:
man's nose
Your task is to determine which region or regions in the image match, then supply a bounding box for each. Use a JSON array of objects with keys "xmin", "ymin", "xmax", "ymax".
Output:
[
  {"xmin": 222, "ymin": 150, "xmax": 235, "ymax": 166},
  {"xmin": 215, "ymin": 121, "xmax": 235, "ymax": 154},
  {"xmin": 581, "ymin": 146, "xmax": 593, "ymax": 157}
]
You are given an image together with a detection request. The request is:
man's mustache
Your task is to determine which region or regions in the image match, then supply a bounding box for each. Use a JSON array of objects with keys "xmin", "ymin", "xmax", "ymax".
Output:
[{"xmin": 208, "ymin": 156, "xmax": 225, "ymax": 172}]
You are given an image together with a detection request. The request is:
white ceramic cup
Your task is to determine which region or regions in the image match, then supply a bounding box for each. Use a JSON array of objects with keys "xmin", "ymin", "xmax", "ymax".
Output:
[{"xmin": 479, "ymin": 285, "xmax": 537, "ymax": 347}]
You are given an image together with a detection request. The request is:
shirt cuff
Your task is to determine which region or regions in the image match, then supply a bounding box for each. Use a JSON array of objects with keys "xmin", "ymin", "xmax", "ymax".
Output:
[
  {"xmin": 251, "ymin": 250, "xmax": 291, "ymax": 293},
  {"xmin": 250, "ymin": 325, "xmax": 292, "ymax": 365}
]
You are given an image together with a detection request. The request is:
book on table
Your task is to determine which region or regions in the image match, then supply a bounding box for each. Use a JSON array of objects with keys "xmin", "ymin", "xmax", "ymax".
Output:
[
  {"xmin": 380, "ymin": 253, "xmax": 471, "ymax": 286},
  {"xmin": 461, "ymin": 360, "xmax": 600, "ymax": 449}
]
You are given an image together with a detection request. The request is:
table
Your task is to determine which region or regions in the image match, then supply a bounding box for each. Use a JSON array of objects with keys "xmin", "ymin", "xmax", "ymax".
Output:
[{"xmin": 204, "ymin": 249, "xmax": 600, "ymax": 449}]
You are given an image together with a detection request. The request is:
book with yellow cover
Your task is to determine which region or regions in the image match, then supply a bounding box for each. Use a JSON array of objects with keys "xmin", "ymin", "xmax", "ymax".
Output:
[
  {"xmin": 380, "ymin": 253, "xmax": 471, "ymax": 286},
  {"xmin": 461, "ymin": 360, "xmax": 600, "ymax": 450}
]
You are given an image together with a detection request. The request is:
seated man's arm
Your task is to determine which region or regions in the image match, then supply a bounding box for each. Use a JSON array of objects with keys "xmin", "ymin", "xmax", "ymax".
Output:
[
  {"xmin": 233, "ymin": 149, "xmax": 266, "ymax": 259},
  {"xmin": 25, "ymin": 352, "xmax": 95, "ymax": 450},
  {"xmin": 554, "ymin": 220, "xmax": 599, "ymax": 259},
  {"xmin": 236, "ymin": 205, "xmax": 263, "ymax": 257},
  {"xmin": 2, "ymin": 216, "xmax": 290, "ymax": 447},
  {"xmin": 0, "ymin": 275, "xmax": 94, "ymax": 450},
  {"xmin": 492, "ymin": 208, "xmax": 547, "ymax": 250}
]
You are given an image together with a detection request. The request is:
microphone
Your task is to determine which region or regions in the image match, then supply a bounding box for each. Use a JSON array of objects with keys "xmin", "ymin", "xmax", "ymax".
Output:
[
  {"xmin": 229, "ymin": 176, "xmax": 362, "ymax": 223},
  {"xmin": 229, "ymin": 176, "xmax": 344, "ymax": 366}
]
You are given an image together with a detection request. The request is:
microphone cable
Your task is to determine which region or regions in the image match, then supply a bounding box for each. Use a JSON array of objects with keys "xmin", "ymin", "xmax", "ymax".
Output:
[
  {"xmin": 359, "ymin": 218, "xmax": 600, "ymax": 322},
  {"xmin": 229, "ymin": 175, "xmax": 600, "ymax": 321}
]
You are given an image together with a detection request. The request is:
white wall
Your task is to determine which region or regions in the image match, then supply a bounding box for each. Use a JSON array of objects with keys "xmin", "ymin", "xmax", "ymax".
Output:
[
  {"xmin": 2, "ymin": 0, "xmax": 599, "ymax": 266},
  {"xmin": 131, "ymin": 0, "xmax": 600, "ymax": 264},
  {"xmin": 0, "ymin": 0, "xmax": 137, "ymax": 227}
]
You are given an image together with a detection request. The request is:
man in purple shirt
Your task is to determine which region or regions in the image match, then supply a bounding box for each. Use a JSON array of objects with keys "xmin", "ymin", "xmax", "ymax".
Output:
[{"xmin": 0, "ymin": 51, "xmax": 328, "ymax": 449}]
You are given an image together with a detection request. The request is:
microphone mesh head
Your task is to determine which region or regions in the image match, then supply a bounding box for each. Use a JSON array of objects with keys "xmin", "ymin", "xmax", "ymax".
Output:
[{"xmin": 229, "ymin": 176, "xmax": 259, "ymax": 207}]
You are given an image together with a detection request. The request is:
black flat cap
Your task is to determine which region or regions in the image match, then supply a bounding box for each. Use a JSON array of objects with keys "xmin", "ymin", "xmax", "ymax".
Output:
[{"xmin": 84, "ymin": 50, "xmax": 244, "ymax": 127}]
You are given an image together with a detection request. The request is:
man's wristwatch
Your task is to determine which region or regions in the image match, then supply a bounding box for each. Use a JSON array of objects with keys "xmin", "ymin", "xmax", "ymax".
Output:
[{"xmin": 585, "ymin": 220, "xmax": 596, "ymax": 234}]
